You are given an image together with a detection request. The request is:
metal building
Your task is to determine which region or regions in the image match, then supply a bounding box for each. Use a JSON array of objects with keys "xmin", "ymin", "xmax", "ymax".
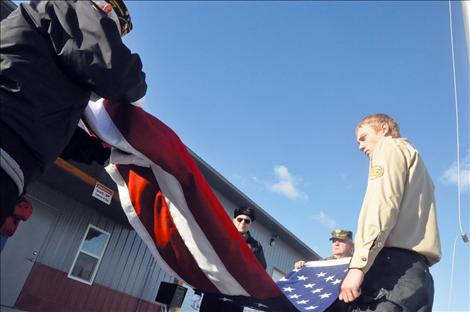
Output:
[
  {"xmin": 1, "ymin": 154, "xmax": 320, "ymax": 311},
  {"xmin": 0, "ymin": 2, "xmax": 320, "ymax": 311}
]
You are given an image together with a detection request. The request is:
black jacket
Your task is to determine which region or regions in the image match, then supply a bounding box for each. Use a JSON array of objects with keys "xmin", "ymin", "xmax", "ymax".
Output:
[
  {"xmin": 0, "ymin": 0, "xmax": 146, "ymax": 173},
  {"xmin": 242, "ymin": 231, "xmax": 267, "ymax": 269}
]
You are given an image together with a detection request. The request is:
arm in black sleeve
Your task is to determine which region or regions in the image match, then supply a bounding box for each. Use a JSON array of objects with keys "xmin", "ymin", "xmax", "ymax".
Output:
[
  {"xmin": 254, "ymin": 243, "xmax": 267, "ymax": 269},
  {"xmin": 28, "ymin": 0, "xmax": 147, "ymax": 102}
]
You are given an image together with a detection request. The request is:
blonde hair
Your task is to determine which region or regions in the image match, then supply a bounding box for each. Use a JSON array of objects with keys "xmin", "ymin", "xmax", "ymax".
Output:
[{"xmin": 356, "ymin": 113, "xmax": 401, "ymax": 138}]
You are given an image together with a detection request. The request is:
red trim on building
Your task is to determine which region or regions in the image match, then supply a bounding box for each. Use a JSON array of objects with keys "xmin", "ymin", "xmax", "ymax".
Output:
[{"xmin": 15, "ymin": 263, "xmax": 163, "ymax": 312}]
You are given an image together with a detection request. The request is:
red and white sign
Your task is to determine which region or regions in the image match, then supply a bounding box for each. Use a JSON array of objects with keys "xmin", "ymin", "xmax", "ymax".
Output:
[{"xmin": 92, "ymin": 182, "xmax": 113, "ymax": 205}]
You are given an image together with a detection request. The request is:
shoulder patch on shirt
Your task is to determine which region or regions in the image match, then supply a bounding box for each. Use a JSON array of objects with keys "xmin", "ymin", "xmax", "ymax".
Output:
[{"xmin": 369, "ymin": 165, "xmax": 384, "ymax": 179}]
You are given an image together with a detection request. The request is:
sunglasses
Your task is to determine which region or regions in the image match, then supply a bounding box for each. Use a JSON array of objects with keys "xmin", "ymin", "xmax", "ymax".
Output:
[{"xmin": 236, "ymin": 217, "xmax": 251, "ymax": 224}]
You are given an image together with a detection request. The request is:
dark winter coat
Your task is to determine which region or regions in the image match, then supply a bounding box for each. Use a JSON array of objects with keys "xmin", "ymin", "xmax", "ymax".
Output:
[
  {"xmin": 0, "ymin": 0, "xmax": 146, "ymax": 174},
  {"xmin": 242, "ymin": 231, "xmax": 267, "ymax": 269}
]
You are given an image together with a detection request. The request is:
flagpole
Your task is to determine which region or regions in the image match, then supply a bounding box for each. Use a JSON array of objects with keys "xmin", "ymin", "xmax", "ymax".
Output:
[{"xmin": 446, "ymin": 2, "xmax": 470, "ymax": 311}]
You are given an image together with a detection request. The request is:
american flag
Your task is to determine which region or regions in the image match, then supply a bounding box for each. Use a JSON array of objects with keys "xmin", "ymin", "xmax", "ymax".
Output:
[
  {"xmin": 82, "ymin": 99, "xmax": 349, "ymax": 312},
  {"xmin": 82, "ymin": 99, "xmax": 293, "ymax": 311},
  {"xmin": 194, "ymin": 258, "xmax": 349, "ymax": 311},
  {"xmin": 277, "ymin": 258, "xmax": 350, "ymax": 312}
]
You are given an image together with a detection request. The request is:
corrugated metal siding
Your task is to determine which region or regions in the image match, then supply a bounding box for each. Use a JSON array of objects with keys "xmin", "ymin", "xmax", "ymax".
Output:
[
  {"xmin": 28, "ymin": 179, "xmax": 315, "ymax": 304},
  {"xmin": 29, "ymin": 182, "xmax": 172, "ymax": 303}
]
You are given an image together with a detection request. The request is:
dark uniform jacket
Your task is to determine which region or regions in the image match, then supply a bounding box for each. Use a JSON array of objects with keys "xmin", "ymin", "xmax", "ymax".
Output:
[
  {"xmin": 0, "ymin": 0, "xmax": 146, "ymax": 178},
  {"xmin": 241, "ymin": 230, "xmax": 267, "ymax": 269}
]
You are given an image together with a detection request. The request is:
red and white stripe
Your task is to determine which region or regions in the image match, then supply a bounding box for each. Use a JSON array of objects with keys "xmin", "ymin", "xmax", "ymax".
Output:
[{"xmin": 83, "ymin": 99, "xmax": 282, "ymax": 299}]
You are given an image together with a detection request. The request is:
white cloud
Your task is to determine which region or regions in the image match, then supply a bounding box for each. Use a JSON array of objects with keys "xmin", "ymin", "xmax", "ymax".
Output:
[
  {"xmin": 269, "ymin": 165, "xmax": 307, "ymax": 199},
  {"xmin": 440, "ymin": 151, "xmax": 470, "ymax": 191},
  {"xmin": 312, "ymin": 211, "xmax": 337, "ymax": 230}
]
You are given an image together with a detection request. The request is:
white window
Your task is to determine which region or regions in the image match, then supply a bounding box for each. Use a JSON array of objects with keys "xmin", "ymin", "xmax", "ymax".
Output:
[
  {"xmin": 68, "ymin": 224, "xmax": 110, "ymax": 285},
  {"xmin": 271, "ymin": 267, "xmax": 285, "ymax": 282}
]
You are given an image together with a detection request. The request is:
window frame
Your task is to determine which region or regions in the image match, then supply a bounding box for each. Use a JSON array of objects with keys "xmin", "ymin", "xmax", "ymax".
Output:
[
  {"xmin": 271, "ymin": 266, "xmax": 286, "ymax": 282},
  {"xmin": 67, "ymin": 224, "xmax": 110, "ymax": 285}
]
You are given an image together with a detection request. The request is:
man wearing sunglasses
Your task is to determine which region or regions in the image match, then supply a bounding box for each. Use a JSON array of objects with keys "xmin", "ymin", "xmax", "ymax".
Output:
[
  {"xmin": 232, "ymin": 206, "xmax": 267, "ymax": 269},
  {"xmin": 0, "ymin": 0, "xmax": 146, "ymax": 231},
  {"xmin": 195, "ymin": 206, "xmax": 267, "ymax": 312}
]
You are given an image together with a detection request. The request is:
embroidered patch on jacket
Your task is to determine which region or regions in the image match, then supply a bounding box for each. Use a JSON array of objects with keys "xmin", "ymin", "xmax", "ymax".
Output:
[{"xmin": 369, "ymin": 165, "xmax": 384, "ymax": 179}]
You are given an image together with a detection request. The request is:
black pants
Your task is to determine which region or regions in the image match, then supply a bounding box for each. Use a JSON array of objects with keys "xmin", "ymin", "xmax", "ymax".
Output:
[{"xmin": 352, "ymin": 248, "xmax": 434, "ymax": 312}]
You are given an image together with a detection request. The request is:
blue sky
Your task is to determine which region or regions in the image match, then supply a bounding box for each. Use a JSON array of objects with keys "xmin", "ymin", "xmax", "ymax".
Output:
[{"xmin": 121, "ymin": 1, "xmax": 469, "ymax": 311}]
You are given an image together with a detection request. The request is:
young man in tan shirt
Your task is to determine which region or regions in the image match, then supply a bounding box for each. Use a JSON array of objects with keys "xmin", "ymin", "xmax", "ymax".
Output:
[{"xmin": 339, "ymin": 113, "xmax": 441, "ymax": 311}]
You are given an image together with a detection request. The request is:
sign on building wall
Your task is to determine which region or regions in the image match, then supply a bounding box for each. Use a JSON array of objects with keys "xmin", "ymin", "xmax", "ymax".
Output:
[{"xmin": 92, "ymin": 182, "xmax": 113, "ymax": 205}]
